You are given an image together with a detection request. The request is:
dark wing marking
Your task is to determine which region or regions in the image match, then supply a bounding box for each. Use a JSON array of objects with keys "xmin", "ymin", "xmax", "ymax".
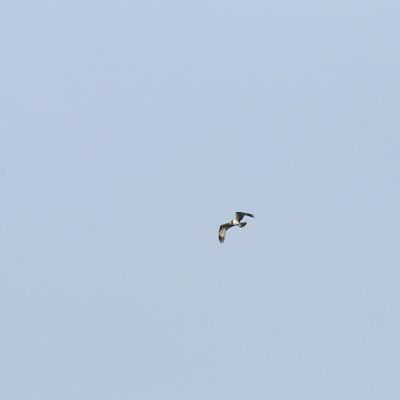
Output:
[
  {"xmin": 219, "ymin": 223, "xmax": 233, "ymax": 243},
  {"xmin": 235, "ymin": 212, "xmax": 254, "ymax": 221}
]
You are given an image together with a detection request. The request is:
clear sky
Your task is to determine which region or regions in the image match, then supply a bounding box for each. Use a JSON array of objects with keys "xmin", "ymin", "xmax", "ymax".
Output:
[{"xmin": 1, "ymin": 1, "xmax": 400, "ymax": 399}]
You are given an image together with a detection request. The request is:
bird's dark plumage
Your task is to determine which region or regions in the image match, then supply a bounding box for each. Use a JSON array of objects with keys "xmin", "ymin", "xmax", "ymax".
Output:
[
  {"xmin": 219, "ymin": 222, "xmax": 233, "ymax": 243},
  {"xmin": 235, "ymin": 212, "xmax": 254, "ymax": 222}
]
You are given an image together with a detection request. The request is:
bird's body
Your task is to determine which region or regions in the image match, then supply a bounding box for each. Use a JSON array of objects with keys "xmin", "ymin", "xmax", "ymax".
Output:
[{"xmin": 219, "ymin": 212, "xmax": 254, "ymax": 243}]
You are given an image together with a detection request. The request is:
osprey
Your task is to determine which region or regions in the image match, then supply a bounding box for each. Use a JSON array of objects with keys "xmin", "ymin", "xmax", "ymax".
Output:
[{"xmin": 219, "ymin": 212, "xmax": 254, "ymax": 243}]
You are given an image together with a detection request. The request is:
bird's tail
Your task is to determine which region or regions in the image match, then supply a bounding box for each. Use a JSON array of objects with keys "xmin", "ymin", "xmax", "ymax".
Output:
[{"xmin": 239, "ymin": 222, "xmax": 247, "ymax": 228}]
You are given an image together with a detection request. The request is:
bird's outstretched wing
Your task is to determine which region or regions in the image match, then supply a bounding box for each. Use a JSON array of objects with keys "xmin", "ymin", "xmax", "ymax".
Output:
[
  {"xmin": 235, "ymin": 212, "xmax": 255, "ymax": 222},
  {"xmin": 219, "ymin": 223, "xmax": 233, "ymax": 243}
]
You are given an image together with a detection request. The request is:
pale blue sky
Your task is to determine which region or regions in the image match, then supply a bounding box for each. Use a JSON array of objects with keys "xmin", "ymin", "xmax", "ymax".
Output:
[{"xmin": 1, "ymin": 1, "xmax": 400, "ymax": 399}]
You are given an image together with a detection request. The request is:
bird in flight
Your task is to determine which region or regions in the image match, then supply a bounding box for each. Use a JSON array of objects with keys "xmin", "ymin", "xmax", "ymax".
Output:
[{"xmin": 219, "ymin": 212, "xmax": 254, "ymax": 243}]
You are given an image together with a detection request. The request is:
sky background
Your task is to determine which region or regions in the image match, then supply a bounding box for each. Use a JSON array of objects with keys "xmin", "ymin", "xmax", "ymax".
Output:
[{"xmin": 1, "ymin": 1, "xmax": 400, "ymax": 399}]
